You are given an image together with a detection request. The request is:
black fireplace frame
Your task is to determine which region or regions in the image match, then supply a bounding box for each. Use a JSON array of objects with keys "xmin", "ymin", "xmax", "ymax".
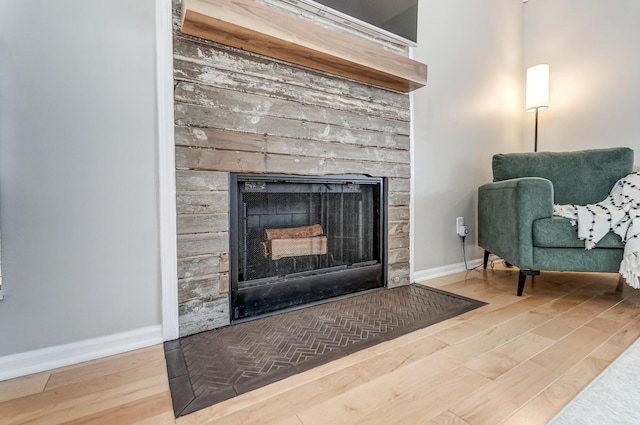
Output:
[{"xmin": 229, "ymin": 173, "xmax": 387, "ymax": 322}]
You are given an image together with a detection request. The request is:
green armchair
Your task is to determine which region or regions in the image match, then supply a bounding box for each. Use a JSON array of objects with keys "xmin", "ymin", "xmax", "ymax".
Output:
[{"xmin": 478, "ymin": 147, "xmax": 634, "ymax": 295}]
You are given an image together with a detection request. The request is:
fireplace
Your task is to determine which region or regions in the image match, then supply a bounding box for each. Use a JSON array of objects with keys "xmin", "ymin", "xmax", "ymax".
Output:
[
  {"xmin": 173, "ymin": 0, "xmax": 411, "ymax": 337},
  {"xmin": 229, "ymin": 174, "xmax": 386, "ymax": 321}
]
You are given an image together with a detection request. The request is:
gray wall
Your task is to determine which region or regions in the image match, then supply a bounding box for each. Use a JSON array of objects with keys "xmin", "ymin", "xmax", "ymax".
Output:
[
  {"xmin": 412, "ymin": 0, "xmax": 525, "ymax": 273},
  {"xmin": 0, "ymin": 0, "xmax": 161, "ymax": 356},
  {"xmin": 524, "ymin": 0, "xmax": 640, "ymax": 156}
]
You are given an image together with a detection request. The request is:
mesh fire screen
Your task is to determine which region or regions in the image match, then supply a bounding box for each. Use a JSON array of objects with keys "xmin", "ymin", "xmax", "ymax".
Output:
[{"xmin": 238, "ymin": 179, "xmax": 379, "ymax": 284}]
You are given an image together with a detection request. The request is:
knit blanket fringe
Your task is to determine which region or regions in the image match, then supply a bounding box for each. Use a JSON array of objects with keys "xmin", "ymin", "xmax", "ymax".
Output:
[{"xmin": 553, "ymin": 172, "xmax": 640, "ymax": 289}]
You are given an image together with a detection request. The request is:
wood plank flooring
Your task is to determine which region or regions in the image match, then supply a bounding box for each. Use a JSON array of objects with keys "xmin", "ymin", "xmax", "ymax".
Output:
[{"xmin": 2, "ymin": 264, "xmax": 640, "ymax": 424}]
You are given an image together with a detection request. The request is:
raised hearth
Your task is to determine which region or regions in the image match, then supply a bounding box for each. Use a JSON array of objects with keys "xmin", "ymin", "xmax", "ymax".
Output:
[{"xmin": 165, "ymin": 284, "xmax": 486, "ymax": 416}]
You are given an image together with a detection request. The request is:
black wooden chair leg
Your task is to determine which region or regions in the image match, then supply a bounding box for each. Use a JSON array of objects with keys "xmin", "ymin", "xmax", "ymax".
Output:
[
  {"xmin": 517, "ymin": 272, "xmax": 527, "ymax": 296},
  {"xmin": 483, "ymin": 250, "xmax": 490, "ymax": 269},
  {"xmin": 517, "ymin": 270, "xmax": 540, "ymax": 296}
]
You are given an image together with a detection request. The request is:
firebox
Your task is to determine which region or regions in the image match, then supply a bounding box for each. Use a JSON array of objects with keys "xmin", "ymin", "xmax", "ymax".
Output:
[{"xmin": 229, "ymin": 173, "xmax": 386, "ymax": 321}]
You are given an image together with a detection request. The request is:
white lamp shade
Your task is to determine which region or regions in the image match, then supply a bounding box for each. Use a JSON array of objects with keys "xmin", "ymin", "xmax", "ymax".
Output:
[{"xmin": 526, "ymin": 64, "xmax": 549, "ymax": 111}]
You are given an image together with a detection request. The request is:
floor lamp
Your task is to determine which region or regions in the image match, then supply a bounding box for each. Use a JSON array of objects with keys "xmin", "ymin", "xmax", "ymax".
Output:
[{"xmin": 526, "ymin": 64, "xmax": 549, "ymax": 152}]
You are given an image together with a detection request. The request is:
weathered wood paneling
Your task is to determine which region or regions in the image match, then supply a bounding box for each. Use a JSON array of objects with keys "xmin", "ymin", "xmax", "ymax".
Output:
[
  {"xmin": 173, "ymin": 36, "xmax": 411, "ymax": 120},
  {"xmin": 388, "ymin": 221, "xmax": 410, "ymax": 237},
  {"xmin": 175, "ymin": 82, "xmax": 410, "ymax": 136},
  {"xmin": 177, "ymin": 213, "xmax": 228, "ymax": 234},
  {"xmin": 178, "ymin": 273, "xmax": 230, "ymax": 304},
  {"xmin": 388, "ymin": 248, "xmax": 410, "ymax": 265},
  {"xmin": 173, "ymin": 0, "xmax": 412, "ymax": 337},
  {"xmin": 177, "ymin": 254, "xmax": 228, "ymax": 279},
  {"xmin": 388, "ymin": 263, "xmax": 411, "ymax": 288},
  {"xmin": 174, "ymin": 127, "xmax": 410, "ymax": 164},
  {"xmin": 389, "ymin": 192, "xmax": 411, "ymax": 206},
  {"xmin": 174, "ymin": 103, "xmax": 410, "ymax": 151},
  {"xmin": 176, "ymin": 191, "xmax": 228, "ymax": 214},
  {"xmin": 177, "ymin": 232, "xmax": 228, "ymax": 257},
  {"xmin": 176, "ymin": 170, "xmax": 228, "ymax": 191},
  {"xmin": 178, "ymin": 295, "xmax": 230, "ymax": 337},
  {"xmin": 388, "ymin": 178, "xmax": 411, "ymax": 193},
  {"xmin": 389, "ymin": 234, "xmax": 410, "ymax": 250},
  {"xmin": 175, "ymin": 147, "xmax": 411, "ymax": 178},
  {"xmin": 388, "ymin": 206, "xmax": 410, "ymax": 222}
]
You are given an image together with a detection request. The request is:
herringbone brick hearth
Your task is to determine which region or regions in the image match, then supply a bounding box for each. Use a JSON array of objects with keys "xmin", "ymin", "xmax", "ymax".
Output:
[{"xmin": 164, "ymin": 284, "xmax": 484, "ymax": 417}]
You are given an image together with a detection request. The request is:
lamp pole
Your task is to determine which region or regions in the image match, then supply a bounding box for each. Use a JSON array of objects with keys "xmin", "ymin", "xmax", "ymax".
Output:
[{"xmin": 534, "ymin": 107, "xmax": 539, "ymax": 152}]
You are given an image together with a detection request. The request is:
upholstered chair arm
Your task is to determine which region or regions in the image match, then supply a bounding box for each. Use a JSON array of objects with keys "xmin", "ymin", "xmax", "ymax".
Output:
[{"xmin": 478, "ymin": 177, "xmax": 554, "ymax": 269}]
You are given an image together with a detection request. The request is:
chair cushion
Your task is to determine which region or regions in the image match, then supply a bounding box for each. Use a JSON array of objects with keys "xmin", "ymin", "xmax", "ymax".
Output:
[
  {"xmin": 533, "ymin": 217, "xmax": 623, "ymax": 249},
  {"xmin": 492, "ymin": 147, "xmax": 634, "ymax": 205}
]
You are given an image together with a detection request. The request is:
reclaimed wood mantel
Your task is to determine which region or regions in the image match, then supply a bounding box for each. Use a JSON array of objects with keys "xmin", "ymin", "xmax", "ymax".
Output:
[{"xmin": 180, "ymin": 0, "xmax": 428, "ymax": 93}]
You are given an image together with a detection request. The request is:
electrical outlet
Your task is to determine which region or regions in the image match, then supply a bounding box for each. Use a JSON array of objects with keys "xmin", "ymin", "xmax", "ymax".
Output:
[{"xmin": 456, "ymin": 217, "xmax": 468, "ymax": 237}]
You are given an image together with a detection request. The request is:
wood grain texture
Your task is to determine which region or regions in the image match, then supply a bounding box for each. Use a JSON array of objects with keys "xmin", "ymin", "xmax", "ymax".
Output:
[
  {"xmin": 0, "ymin": 346, "xmax": 170, "ymax": 425},
  {"xmin": 387, "ymin": 178, "xmax": 411, "ymax": 193},
  {"xmin": 176, "ymin": 170, "xmax": 228, "ymax": 192},
  {"xmin": 180, "ymin": 0, "xmax": 427, "ymax": 92},
  {"xmin": 177, "ymin": 254, "xmax": 228, "ymax": 279},
  {"xmin": 175, "ymin": 146, "xmax": 411, "ymax": 178},
  {"xmin": 172, "ymin": 37, "xmax": 411, "ymax": 120},
  {"xmin": 174, "ymin": 127, "xmax": 410, "ymax": 161},
  {"xmin": 178, "ymin": 273, "xmax": 230, "ymax": 302},
  {"xmin": 0, "ymin": 373, "xmax": 49, "ymax": 404},
  {"xmin": 177, "ymin": 232, "xmax": 229, "ymax": 257},
  {"xmin": 387, "ymin": 248, "xmax": 410, "ymax": 265},
  {"xmin": 387, "ymin": 265, "xmax": 410, "ymax": 286},
  {"xmin": 425, "ymin": 411, "xmax": 472, "ymax": 425},
  {"xmin": 179, "ymin": 294, "xmax": 230, "ymax": 336},
  {"xmin": 173, "ymin": 103, "xmax": 410, "ymax": 151},
  {"xmin": 174, "ymin": 82, "xmax": 410, "ymax": 136},
  {"xmin": 177, "ymin": 214, "xmax": 228, "ymax": 235},
  {"xmin": 264, "ymin": 224, "xmax": 323, "ymax": 240},
  {"xmin": 2, "ymin": 267, "xmax": 640, "ymax": 424},
  {"xmin": 267, "ymin": 236, "xmax": 328, "ymax": 260},
  {"xmin": 176, "ymin": 191, "xmax": 228, "ymax": 214}
]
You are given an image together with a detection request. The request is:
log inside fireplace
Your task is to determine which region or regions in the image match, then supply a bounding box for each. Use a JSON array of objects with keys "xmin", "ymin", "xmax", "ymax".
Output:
[
  {"xmin": 229, "ymin": 174, "xmax": 386, "ymax": 321},
  {"xmin": 260, "ymin": 224, "xmax": 328, "ymax": 260}
]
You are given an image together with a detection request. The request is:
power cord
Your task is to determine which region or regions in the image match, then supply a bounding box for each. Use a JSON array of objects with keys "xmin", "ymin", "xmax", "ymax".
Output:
[
  {"xmin": 460, "ymin": 236, "xmax": 506, "ymax": 271},
  {"xmin": 460, "ymin": 235, "xmax": 483, "ymax": 271},
  {"xmin": 458, "ymin": 225, "xmax": 505, "ymax": 270}
]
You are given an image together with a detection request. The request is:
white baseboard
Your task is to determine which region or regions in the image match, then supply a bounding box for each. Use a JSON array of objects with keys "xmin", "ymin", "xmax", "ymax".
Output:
[
  {"xmin": 0, "ymin": 325, "xmax": 163, "ymax": 382},
  {"xmin": 413, "ymin": 258, "xmax": 484, "ymax": 283}
]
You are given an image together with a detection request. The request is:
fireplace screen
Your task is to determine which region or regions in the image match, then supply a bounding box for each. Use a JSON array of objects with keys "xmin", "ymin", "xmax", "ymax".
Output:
[{"xmin": 230, "ymin": 174, "xmax": 386, "ymax": 320}]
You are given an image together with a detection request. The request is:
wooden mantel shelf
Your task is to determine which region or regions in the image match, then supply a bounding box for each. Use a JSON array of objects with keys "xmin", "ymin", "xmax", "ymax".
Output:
[{"xmin": 180, "ymin": 0, "xmax": 427, "ymax": 93}]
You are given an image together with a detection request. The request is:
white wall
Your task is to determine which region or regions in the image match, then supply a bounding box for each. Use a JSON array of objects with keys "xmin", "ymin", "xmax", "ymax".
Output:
[
  {"xmin": 0, "ymin": 0, "xmax": 162, "ymax": 356},
  {"xmin": 524, "ymin": 0, "xmax": 640, "ymax": 155},
  {"xmin": 412, "ymin": 0, "xmax": 525, "ymax": 274}
]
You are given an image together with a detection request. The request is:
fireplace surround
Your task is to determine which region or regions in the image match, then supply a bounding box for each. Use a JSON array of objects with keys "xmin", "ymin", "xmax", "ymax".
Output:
[
  {"xmin": 230, "ymin": 173, "xmax": 386, "ymax": 320},
  {"xmin": 173, "ymin": 0, "xmax": 412, "ymax": 337}
]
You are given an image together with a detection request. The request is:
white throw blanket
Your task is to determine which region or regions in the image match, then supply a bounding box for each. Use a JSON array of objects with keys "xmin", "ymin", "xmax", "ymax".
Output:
[{"xmin": 553, "ymin": 171, "xmax": 640, "ymax": 288}]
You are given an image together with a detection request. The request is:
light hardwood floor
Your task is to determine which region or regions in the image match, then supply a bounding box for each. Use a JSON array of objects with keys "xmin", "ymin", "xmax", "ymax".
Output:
[{"xmin": 2, "ymin": 264, "xmax": 640, "ymax": 425}]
